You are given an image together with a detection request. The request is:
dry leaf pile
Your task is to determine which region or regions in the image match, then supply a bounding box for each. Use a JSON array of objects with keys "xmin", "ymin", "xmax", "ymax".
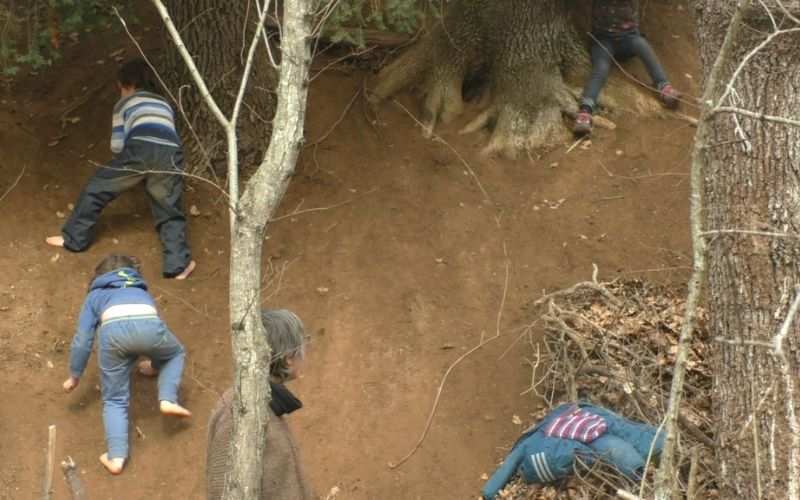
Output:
[{"xmin": 500, "ymin": 279, "xmax": 718, "ymax": 499}]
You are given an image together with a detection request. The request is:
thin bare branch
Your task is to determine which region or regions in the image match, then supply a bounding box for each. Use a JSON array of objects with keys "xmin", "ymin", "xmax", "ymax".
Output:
[
  {"xmin": 772, "ymin": 286, "xmax": 800, "ymax": 361},
  {"xmin": 0, "ymin": 165, "xmax": 25, "ymax": 205},
  {"xmin": 701, "ymin": 228, "xmax": 800, "ymax": 239},
  {"xmin": 387, "ymin": 331, "xmax": 508, "ymax": 470},
  {"xmin": 711, "ymin": 105, "xmax": 800, "ymax": 127},
  {"xmin": 389, "ymin": 99, "xmax": 494, "ymax": 208},
  {"xmin": 268, "ymin": 185, "xmax": 380, "ymax": 222},
  {"xmin": 715, "ymin": 25, "xmax": 800, "ymax": 106}
]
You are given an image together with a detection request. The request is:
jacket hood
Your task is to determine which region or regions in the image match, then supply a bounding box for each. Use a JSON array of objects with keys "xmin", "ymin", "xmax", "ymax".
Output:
[{"xmin": 90, "ymin": 267, "xmax": 148, "ymax": 291}]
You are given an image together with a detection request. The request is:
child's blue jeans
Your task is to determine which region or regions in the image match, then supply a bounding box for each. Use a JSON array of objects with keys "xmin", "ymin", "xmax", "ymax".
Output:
[
  {"xmin": 61, "ymin": 140, "xmax": 192, "ymax": 278},
  {"xmin": 579, "ymin": 28, "xmax": 670, "ymax": 111},
  {"xmin": 98, "ymin": 316, "xmax": 185, "ymax": 459}
]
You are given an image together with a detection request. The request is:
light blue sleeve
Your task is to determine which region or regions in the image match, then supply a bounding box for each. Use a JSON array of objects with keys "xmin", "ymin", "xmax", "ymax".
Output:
[
  {"xmin": 481, "ymin": 444, "xmax": 525, "ymax": 499},
  {"xmin": 69, "ymin": 293, "xmax": 100, "ymax": 378}
]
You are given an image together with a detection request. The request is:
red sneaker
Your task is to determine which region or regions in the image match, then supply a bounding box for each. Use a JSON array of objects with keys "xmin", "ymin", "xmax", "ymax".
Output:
[
  {"xmin": 659, "ymin": 84, "xmax": 681, "ymax": 109},
  {"xmin": 573, "ymin": 111, "xmax": 593, "ymax": 136}
]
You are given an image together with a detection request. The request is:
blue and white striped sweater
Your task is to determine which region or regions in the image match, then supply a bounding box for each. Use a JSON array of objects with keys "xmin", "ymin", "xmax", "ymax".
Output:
[{"xmin": 111, "ymin": 90, "xmax": 180, "ymax": 153}]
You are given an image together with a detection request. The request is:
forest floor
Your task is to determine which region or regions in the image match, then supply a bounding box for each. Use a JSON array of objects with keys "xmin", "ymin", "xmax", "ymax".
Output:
[{"xmin": 0, "ymin": 2, "xmax": 699, "ymax": 498}]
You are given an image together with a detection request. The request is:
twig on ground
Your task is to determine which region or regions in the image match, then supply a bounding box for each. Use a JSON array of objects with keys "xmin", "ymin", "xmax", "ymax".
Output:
[
  {"xmin": 389, "ymin": 99, "xmax": 494, "ymax": 209},
  {"xmin": 0, "ymin": 165, "xmax": 25, "ymax": 205},
  {"xmin": 565, "ymin": 137, "xmax": 585, "ymax": 154},
  {"xmin": 269, "ymin": 185, "xmax": 380, "ymax": 222},
  {"xmin": 387, "ymin": 331, "xmax": 508, "ymax": 470},
  {"xmin": 42, "ymin": 425, "xmax": 56, "ymax": 500},
  {"xmin": 390, "ymin": 263, "xmax": 512, "ymax": 469},
  {"xmin": 496, "ymin": 262, "xmax": 510, "ymax": 338},
  {"xmin": 188, "ymin": 361, "xmax": 222, "ymax": 397},
  {"xmin": 305, "ymin": 86, "xmax": 362, "ymax": 149},
  {"xmin": 151, "ymin": 285, "xmax": 222, "ymax": 323},
  {"xmin": 60, "ymin": 456, "xmax": 86, "ymax": 500},
  {"xmin": 306, "ymin": 81, "xmax": 363, "ymax": 176},
  {"xmin": 532, "ymin": 274, "xmax": 621, "ymax": 309},
  {"xmin": 58, "ymin": 77, "xmax": 112, "ymax": 133}
]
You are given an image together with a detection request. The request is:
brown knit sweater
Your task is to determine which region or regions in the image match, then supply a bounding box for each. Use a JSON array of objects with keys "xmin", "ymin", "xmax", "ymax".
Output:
[{"xmin": 206, "ymin": 387, "xmax": 315, "ymax": 499}]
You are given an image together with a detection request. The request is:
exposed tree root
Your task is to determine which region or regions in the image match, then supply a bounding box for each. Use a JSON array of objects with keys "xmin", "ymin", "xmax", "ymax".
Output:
[{"xmin": 370, "ymin": 1, "xmax": 691, "ymax": 158}]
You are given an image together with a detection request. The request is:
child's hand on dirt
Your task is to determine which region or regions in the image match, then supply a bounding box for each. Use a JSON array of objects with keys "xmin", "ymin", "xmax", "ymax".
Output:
[{"xmin": 63, "ymin": 376, "xmax": 79, "ymax": 392}]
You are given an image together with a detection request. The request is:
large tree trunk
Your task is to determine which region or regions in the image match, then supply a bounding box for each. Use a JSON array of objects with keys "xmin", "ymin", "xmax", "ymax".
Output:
[
  {"xmin": 163, "ymin": 1, "xmax": 277, "ymax": 176},
  {"xmin": 698, "ymin": 2, "xmax": 800, "ymax": 497},
  {"xmin": 370, "ymin": 0, "xmax": 586, "ymax": 158}
]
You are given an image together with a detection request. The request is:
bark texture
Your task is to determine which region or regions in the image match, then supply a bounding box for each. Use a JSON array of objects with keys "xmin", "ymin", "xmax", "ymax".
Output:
[
  {"xmin": 163, "ymin": 0, "xmax": 277, "ymax": 175},
  {"xmin": 698, "ymin": 3, "xmax": 800, "ymax": 498},
  {"xmin": 371, "ymin": 0, "xmax": 586, "ymax": 158},
  {"xmin": 224, "ymin": 0, "xmax": 311, "ymax": 498}
]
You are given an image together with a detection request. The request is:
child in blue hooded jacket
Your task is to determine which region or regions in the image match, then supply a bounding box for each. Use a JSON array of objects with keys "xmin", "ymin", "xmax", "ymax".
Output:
[{"xmin": 62, "ymin": 254, "xmax": 190, "ymax": 475}]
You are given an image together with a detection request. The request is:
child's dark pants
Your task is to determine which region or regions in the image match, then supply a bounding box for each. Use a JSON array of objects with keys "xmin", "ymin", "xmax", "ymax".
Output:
[
  {"xmin": 61, "ymin": 141, "xmax": 191, "ymax": 277},
  {"xmin": 579, "ymin": 28, "xmax": 670, "ymax": 111}
]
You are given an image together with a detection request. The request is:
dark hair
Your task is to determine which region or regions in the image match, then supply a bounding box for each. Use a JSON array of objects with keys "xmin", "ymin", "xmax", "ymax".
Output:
[
  {"xmin": 117, "ymin": 58, "xmax": 157, "ymax": 93},
  {"xmin": 89, "ymin": 255, "xmax": 142, "ymax": 291}
]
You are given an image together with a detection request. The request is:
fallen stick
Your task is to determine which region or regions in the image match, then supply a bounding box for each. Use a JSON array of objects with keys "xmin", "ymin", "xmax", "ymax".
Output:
[
  {"xmin": 60, "ymin": 457, "xmax": 86, "ymax": 500},
  {"xmin": 616, "ymin": 489, "xmax": 641, "ymax": 500},
  {"xmin": 0, "ymin": 165, "xmax": 26, "ymax": 205},
  {"xmin": 42, "ymin": 425, "xmax": 56, "ymax": 500}
]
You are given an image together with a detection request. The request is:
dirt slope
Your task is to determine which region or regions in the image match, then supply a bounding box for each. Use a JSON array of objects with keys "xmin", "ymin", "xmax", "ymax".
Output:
[{"xmin": 0, "ymin": 2, "xmax": 698, "ymax": 498}]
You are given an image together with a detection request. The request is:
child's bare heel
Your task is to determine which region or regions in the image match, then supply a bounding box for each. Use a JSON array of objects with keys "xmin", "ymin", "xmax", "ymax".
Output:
[
  {"xmin": 45, "ymin": 236, "xmax": 65, "ymax": 247},
  {"xmin": 137, "ymin": 359, "xmax": 158, "ymax": 376},
  {"xmin": 172, "ymin": 260, "xmax": 196, "ymax": 280},
  {"xmin": 160, "ymin": 400, "xmax": 191, "ymax": 417},
  {"xmin": 99, "ymin": 453, "xmax": 125, "ymax": 475}
]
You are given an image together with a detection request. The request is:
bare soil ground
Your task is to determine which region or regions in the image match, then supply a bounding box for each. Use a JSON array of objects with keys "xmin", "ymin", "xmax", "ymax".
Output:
[{"xmin": 0, "ymin": 2, "xmax": 698, "ymax": 498}]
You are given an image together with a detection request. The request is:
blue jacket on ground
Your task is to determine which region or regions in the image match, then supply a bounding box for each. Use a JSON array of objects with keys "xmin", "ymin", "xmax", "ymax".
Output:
[
  {"xmin": 69, "ymin": 268, "xmax": 156, "ymax": 378},
  {"xmin": 481, "ymin": 402, "xmax": 664, "ymax": 499}
]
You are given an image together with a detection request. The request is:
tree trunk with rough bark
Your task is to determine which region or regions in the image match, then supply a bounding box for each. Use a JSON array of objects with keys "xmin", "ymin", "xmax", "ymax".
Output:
[
  {"xmin": 697, "ymin": 2, "xmax": 800, "ymax": 497},
  {"xmin": 370, "ymin": 0, "xmax": 586, "ymax": 158},
  {"xmin": 163, "ymin": 0, "xmax": 277, "ymax": 176}
]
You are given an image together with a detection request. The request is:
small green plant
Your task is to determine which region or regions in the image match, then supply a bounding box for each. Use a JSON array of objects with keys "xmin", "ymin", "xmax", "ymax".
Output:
[
  {"xmin": 0, "ymin": 0, "xmax": 131, "ymax": 76},
  {"xmin": 321, "ymin": 0, "xmax": 446, "ymax": 48}
]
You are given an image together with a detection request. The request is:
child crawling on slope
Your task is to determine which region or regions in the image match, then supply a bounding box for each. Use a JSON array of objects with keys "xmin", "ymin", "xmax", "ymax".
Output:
[{"xmin": 62, "ymin": 254, "xmax": 190, "ymax": 474}]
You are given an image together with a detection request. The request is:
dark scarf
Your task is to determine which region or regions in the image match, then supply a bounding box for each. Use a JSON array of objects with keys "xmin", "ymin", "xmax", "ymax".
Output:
[{"xmin": 269, "ymin": 381, "xmax": 303, "ymax": 417}]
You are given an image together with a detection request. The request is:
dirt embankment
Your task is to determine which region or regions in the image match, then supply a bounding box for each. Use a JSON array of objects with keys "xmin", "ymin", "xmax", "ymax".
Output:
[{"xmin": 0, "ymin": 2, "xmax": 697, "ymax": 498}]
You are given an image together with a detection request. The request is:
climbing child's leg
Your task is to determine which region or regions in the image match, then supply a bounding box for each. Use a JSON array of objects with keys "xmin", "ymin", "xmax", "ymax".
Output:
[
  {"xmin": 54, "ymin": 152, "xmax": 144, "ymax": 251},
  {"xmin": 143, "ymin": 321, "xmax": 190, "ymax": 417},
  {"xmin": 98, "ymin": 325, "xmax": 138, "ymax": 474},
  {"xmin": 142, "ymin": 147, "xmax": 194, "ymax": 279}
]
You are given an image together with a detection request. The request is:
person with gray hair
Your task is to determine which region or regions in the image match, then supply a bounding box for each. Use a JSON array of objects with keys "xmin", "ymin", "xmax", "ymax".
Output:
[{"xmin": 206, "ymin": 308, "xmax": 314, "ymax": 499}]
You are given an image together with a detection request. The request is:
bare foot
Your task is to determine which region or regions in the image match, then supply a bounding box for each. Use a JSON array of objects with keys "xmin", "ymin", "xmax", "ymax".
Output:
[
  {"xmin": 160, "ymin": 400, "xmax": 191, "ymax": 417},
  {"xmin": 46, "ymin": 236, "xmax": 65, "ymax": 247},
  {"xmin": 137, "ymin": 359, "xmax": 158, "ymax": 377},
  {"xmin": 99, "ymin": 453, "xmax": 125, "ymax": 475},
  {"xmin": 172, "ymin": 260, "xmax": 196, "ymax": 280}
]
